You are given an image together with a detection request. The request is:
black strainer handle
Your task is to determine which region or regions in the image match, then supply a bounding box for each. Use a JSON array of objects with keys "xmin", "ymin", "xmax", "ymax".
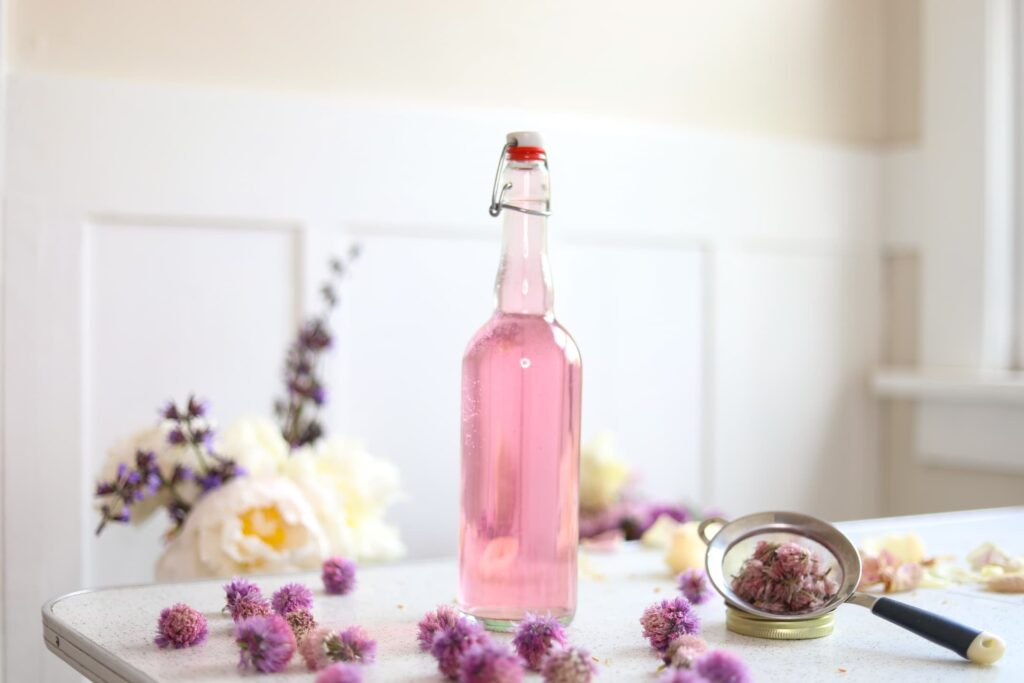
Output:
[{"xmin": 870, "ymin": 597, "xmax": 1005, "ymax": 664}]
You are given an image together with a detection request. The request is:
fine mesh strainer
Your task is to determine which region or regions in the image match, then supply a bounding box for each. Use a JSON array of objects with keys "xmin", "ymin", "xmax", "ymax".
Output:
[{"xmin": 698, "ymin": 511, "xmax": 1006, "ymax": 665}]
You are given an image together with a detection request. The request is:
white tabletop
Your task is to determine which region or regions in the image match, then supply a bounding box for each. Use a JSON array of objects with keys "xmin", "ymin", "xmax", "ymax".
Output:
[{"xmin": 44, "ymin": 507, "xmax": 1024, "ymax": 682}]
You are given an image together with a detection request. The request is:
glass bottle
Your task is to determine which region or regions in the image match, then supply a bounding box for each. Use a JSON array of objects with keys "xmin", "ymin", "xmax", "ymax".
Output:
[{"xmin": 458, "ymin": 132, "xmax": 583, "ymax": 630}]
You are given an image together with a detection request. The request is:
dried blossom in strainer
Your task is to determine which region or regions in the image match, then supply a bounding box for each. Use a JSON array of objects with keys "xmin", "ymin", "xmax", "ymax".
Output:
[{"xmin": 731, "ymin": 540, "xmax": 837, "ymax": 614}]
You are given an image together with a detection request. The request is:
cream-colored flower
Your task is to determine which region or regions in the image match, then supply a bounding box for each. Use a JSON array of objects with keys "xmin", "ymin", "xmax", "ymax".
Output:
[
  {"xmin": 641, "ymin": 514, "xmax": 680, "ymax": 549},
  {"xmin": 282, "ymin": 435, "xmax": 405, "ymax": 561},
  {"xmin": 861, "ymin": 533, "xmax": 927, "ymax": 565},
  {"xmin": 218, "ymin": 417, "xmax": 289, "ymax": 476},
  {"xmin": 579, "ymin": 432, "xmax": 631, "ymax": 512},
  {"xmin": 154, "ymin": 475, "xmax": 329, "ymax": 580},
  {"xmin": 666, "ymin": 521, "xmax": 709, "ymax": 574}
]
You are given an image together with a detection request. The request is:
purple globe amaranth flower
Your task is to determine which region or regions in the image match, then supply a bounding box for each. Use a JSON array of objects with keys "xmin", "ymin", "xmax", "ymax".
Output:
[
  {"xmin": 235, "ymin": 614, "xmax": 296, "ymax": 673},
  {"xmin": 659, "ymin": 669, "xmax": 709, "ymax": 683},
  {"xmin": 640, "ymin": 596, "xmax": 701, "ymax": 652},
  {"xmin": 285, "ymin": 609, "xmax": 318, "ymax": 642},
  {"xmin": 431, "ymin": 618, "xmax": 491, "ymax": 679},
  {"xmin": 272, "ymin": 582, "xmax": 314, "ymax": 615},
  {"xmin": 511, "ymin": 613, "xmax": 567, "ymax": 671},
  {"xmin": 154, "ymin": 603, "xmax": 208, "ymax": 649},
  {"xmin": 316, "ymin": 663, "xmax": 364, "ymax": 683},
  {"xmin": 458, "ymin": 642, "xmax": 525, "ymax": 683},
  {"xmin": 677, "ymin": 568, "xmax": 713, "ymax": 605},
  {"xmin": 223, "ymin": 577, "xmax": 262, "ymax": 613},
  {"xmin": 540, "ymin": 646, "xmax": 598, "ymax": 683},
  {"xmin": 418, "ymin": 604, "xmax": 462, "ymax": 651},
  {"xmin": 300, "ymin": 625, "xmax": 377, "ymax": 670},
  {"xmin": 694, "ymin": 650, "xmax": 752, "ymax": 683},
  {"xmin": 231, "ymin": 593, "xmax": 273, "ymax": 621},
  {"xmin": 664, "ymin": 634, "xmax": 709, "ymax": 668},
  {"xmin": 322, "ymin": 556, "xmax": 357, "ymax": 595},
  {"xmin": 326, "ymin": 625, "xmax": 376, "ymax": 664}
]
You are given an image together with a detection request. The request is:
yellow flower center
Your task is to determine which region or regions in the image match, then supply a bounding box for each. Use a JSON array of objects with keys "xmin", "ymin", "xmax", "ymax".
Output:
[{"xmin": 240, "ymin": 505, "xmax": 287, "ymax": 550}]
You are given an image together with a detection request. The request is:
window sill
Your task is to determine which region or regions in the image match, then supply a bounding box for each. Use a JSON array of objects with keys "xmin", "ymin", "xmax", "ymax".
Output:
[
  {"xmin": 873, "ymin": 367, "xmax": 1024, "ymax": 404},
  {"xmin": 874, "ymin": 367, "xmax": 1024, "ymax": 474}
]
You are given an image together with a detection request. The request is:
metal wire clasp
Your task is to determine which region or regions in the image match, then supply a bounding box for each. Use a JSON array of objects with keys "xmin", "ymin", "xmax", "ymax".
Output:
[{"xmin": 488, "ymin": 142, "xmax": 552, "ymax": 218}]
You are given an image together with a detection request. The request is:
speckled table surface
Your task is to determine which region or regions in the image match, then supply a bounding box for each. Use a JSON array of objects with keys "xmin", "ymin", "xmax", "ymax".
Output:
[{"xmin": 44, "ymin": 508, "xmax": 1023, "ymax": 682}]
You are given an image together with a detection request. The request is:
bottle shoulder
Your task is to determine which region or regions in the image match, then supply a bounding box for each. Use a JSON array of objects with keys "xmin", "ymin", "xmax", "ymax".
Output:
[{"xmin": 463, "ymin": 313, "xmax": 581, "ymax": 364}]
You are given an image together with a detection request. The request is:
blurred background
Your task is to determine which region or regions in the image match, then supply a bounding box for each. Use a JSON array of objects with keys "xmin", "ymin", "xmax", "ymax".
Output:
[{"xmin": 3, "ymin": 0, "xmax": 1023, "ymax": 680}]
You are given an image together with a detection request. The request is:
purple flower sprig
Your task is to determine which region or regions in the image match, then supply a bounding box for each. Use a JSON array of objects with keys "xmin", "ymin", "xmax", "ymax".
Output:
[
  {"xmin": 275, "ymin": 247, "xmax": 360, "ymax": 450},
  {"xmin": 94, "ymin": 450, "xmax": 162, "ymax": 534},
  {"xmin": 94, "ymin": 396, "xmax": 243, "ymax": 537}
]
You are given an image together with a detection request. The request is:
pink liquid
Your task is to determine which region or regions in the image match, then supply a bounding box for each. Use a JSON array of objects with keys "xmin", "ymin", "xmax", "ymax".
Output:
[{"xmin": 459, "ymin": 312, "xmax": 582, "ymax": 626}]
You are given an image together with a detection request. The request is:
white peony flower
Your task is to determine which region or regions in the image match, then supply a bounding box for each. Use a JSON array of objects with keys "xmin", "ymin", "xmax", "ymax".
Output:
[
  {"xmin": 281, "ymin": 435, "xmax": 406, "ymax": 561},
  {"xmin": 579, "ymin": 432, "xmax": 632, "ymax": 512},
  {"xmin": 154, "ymin": 475, "xmax": 330, "ymax": 580},
  {"xmin": 218, "ymin": 417, "xmax": 289, "ymax": 476}
]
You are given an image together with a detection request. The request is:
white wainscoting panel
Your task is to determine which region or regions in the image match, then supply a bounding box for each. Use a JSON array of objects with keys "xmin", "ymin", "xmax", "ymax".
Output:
[
  {"xmin": 557, "ymin": 242, "xmax": 705, "ymax": 508},
  {"xmin": 712, "ymin": 248, "xmax": 879, "ymax": 519},
  {"xmin": 3, "ymin": 73, "xmax": 881, "ymax": 682}
]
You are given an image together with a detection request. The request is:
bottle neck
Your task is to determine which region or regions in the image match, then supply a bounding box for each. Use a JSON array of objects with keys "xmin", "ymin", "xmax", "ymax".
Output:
[
  {"xmin": 496, "ymin": 210, "xmax": 553, "ymax": 316},
  {"xmin": 494, "ymin": 159, "xmax": 553, "ymax": 317}
]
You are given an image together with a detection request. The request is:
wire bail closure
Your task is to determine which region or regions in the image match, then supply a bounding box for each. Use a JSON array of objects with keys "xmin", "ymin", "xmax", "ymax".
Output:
[{"xmin": 488, "ymin": 142, "xmax": 552, "ymax": 218}]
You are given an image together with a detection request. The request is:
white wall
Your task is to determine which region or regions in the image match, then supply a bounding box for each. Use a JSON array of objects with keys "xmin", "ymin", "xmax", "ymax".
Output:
[{"xmin": 4, "ymin": 0, "xmax": 900, "ymax": 145}]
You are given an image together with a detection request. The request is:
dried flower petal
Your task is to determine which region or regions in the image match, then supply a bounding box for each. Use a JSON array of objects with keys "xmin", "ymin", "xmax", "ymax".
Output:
[
  {"xmin": 664, "ymin": 634, "xmax": 708, "ymax": 668},
  {"xmin": 322, "ymin": 556, "xmax": 357, "ymax": 595},
  {"xmin": 541, "ymin": 646, "xmax": 598, "ymax": 683},
  {"xmin": 300, "ymin": 625, "xmax": 376, "ymax": 671},
  {"xmin": 511, "ymin": 613, "xmax": 567, "ymax": 670},
  {"xmin": 659, "ymin": 670, "xmax": 708, "ymax": 683},
  {"xmin": 235, "ymin": 615, "xmax": 296, "ymax": 673},
  {"xmin": 694, "ymin": 649, "xmax": 751, "ymax": 683},
  {"xmin": 986, "ymin": 574, "xmax": 1024, "ymax": 593},
  {"xmin": 458, "ymin": 642, "xmax": 524, "ymax": 683},
  {"xmin": 418, "ymin": 604, "xmax": 462, "ymax": 651},
  {"xmin": 154, "ymin": 603, "xmax": 208, "ymax": 649},
  {"xmin": 231, "ymin": 594, "xmax": 273, "ymax": 621},
  {"xmin": 272, "ymin": 582, "xmax": 314, "ymax": 615},
  {"xmin": 640, "ymin": 596, "xmax": 700, "ymax": 652},
  {"xmin": 677, "ymin": 569, "xmax": 713, "ymax": 605},
  {"xmin": 316, "ymin": 663, "xmax": 363, "ymax": 683},
  {"xmin": 431, "ymin": 618, "xmax": 491, "ymax": 679},
  {"xmin": 223, "ymin": 577, "xmax": 261, "ymax": 613},
  {"xmin": 285, "ymin": 609, "xmax": 318, "ymax": 641}
]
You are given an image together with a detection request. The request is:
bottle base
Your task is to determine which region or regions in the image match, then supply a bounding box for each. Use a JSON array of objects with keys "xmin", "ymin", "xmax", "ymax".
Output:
[{"xmin": 457, "ymin": 607, "xmax": 575, "ymax": 633}]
